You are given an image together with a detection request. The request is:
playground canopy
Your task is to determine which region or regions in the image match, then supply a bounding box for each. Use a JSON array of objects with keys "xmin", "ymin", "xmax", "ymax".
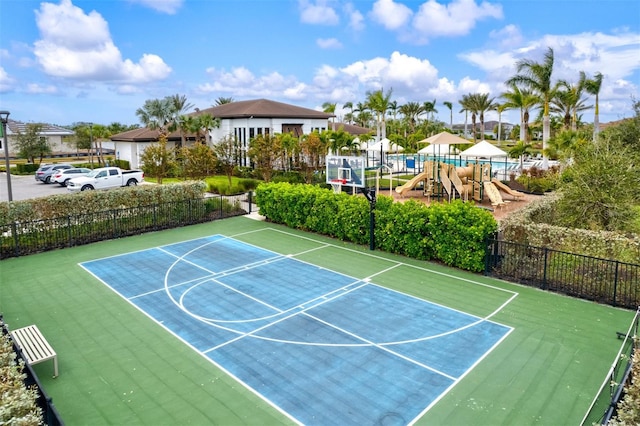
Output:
[
  {"xmin": 418, "ymin": 144, "xmax": 459, "ymax": 155},
  {"xmin": 418, "ymin": 131, "xmax": 473, "ymax": 145},
  {"xmin": 366, "ymin": 138, "xmax": 404, "ymax": 152},
  {"xmin": 459, "ymin": 140, "xmax": 508, "ymax": 158}
]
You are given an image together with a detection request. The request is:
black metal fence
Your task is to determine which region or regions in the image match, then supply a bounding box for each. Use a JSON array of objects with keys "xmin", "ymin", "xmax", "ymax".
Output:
[
  {"xmin": 484, "ymin": 239, "xmax": 640, "ymax": 310},
  {"xmin": 0, "ymin": 316, "xmax": 64, "ymax": 426},
  {"xmin": 0, "ymin": 193, "xmax": 252, "ymax": 260},
  {"xmin": 580, "ymin": 308, "xmax": 639, "ymax": 425}
]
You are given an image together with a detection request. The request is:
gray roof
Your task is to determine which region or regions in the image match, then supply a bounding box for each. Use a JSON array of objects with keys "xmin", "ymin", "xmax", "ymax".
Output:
[
  {"xmin": 6, "ymin": 119, "xmax": 74, "ymax": 136},
  {"xmin": 196, "ymin": 99, "xmax": 334, "ymax": 120}
]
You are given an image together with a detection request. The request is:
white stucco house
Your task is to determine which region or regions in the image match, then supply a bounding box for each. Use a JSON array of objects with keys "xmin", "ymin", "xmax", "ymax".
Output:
[
  {"xmin": 1, "ymin": 120, "xmax": 75, "ymax": 159},
  {"xmin": 108, "ymin": 99, "xmax": 336, "ymax": 169}
]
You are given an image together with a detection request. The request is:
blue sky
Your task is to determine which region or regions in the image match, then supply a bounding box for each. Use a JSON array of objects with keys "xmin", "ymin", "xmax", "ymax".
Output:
[{"xmin": 0, "ymin": 0, "xmax": 638, "ymax": 128}]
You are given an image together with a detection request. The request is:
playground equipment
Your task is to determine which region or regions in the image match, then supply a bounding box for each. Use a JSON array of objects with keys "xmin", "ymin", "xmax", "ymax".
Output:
[
  {"xmin": 491, "ymin": 178, "xmax": 525, "ymax": 200},
  {"xmin": 395, "ymin": 161, "xmax": 435, "ymax": 198},
  {"xmin": 394, "ymin": 160, "xmax": 524, "ymax": 208}
]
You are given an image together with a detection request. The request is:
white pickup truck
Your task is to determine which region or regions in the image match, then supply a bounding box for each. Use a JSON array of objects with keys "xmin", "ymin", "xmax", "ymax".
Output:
[{"xmin": 67, "ymin": 167, "xmax": 144, "ymax": 192}]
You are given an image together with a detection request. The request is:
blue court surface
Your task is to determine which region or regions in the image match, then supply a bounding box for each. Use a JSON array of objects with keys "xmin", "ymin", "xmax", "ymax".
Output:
[{"xmin": 81, "ymin": 235, "xmax": 512, "ymax": 425}]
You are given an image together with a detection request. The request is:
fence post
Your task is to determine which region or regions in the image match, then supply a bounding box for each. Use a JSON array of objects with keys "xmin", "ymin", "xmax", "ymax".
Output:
[
  {"xmin": 542, "ymin": 247, "xmax": 549, "ymax": 290},
  {"xmin": 248, "ymin": 191, "xmax": 252, "ymax": 214},
  {"xmin": 67, "ymin": 216, "xmax": 72, "ymax": 247},
  {"xmin": 484, "ymin": 238, "xmax": 492, "ymax": 276},
  {"xmin": 12, "ymin": 221, "xmax": 19, "ymax": 257},
  {"xmin": 612, "ymin": 260, "xmax": 619, "ymax": 307}
]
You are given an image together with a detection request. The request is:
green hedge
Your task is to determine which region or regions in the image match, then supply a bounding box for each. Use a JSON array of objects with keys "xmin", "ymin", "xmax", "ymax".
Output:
[
  {"xmin": 500, "ymin": 193, "xmax": 640, "ymax": 263},
  {"xmin": 255, "ymin": 183, "xmax": 498, "ymax": 272},
  {"xmin": 0, "ymin": 181, "xmax": 207, "ymax": 223}
]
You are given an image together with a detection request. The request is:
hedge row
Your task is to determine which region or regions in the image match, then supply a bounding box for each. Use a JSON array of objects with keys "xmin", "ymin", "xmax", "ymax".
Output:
[
  {"xmin": 0, "ymin": 181, "xmax": 207, "ymax": 223},
  {"xmin": 0, "ymin": 332, "xmax": 42, "ymax": 425},
  {"xmin": 500, "ymin": 193, "xmax": 640, "ymax": 263},
  {"xmin": 255, "ymin": 182, "xmax": 498, "ymax": 272}
]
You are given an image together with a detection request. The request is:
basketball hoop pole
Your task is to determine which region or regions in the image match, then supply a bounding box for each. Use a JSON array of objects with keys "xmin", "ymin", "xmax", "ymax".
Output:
[{"xmin": 360, "ymin": 188, "xmax": 376, "ymax": 250}]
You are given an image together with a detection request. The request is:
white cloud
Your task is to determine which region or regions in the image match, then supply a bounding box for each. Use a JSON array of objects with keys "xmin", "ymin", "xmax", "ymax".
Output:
[
  {"xmin": 0, "ymin": 66, "xmax": 15, "ymax": 93},
  {"xmin": 317, "ymin": 38, "xmax": 343, "ymax": 49},
  {"xmin": 26, "ymin": 83, "xmax": 58, "ymax": 94},
  {"xmin": 198, "ymin": 67, "xmax": 302, "ymax": 98},
  {"xmin": 344, "ymin": 3, "xmax": 365, "ymax": 31},
  {"xmin": 33, "ymin": 0, "xmax": 171, "ymax": 83},
  {"xmin": 412, "ymin": 0, "xmax": 503, "ymax": 41},
  {"xmin": 129, "ymin": 0, "xmax": 183, "ymax": 15},
  {"xmin": 299, "ymin": 0, "xmax": 339, "ymax": 25},
  {"xmin": 370, "ymin": 0, "xmax": 412, "ymax": 31}
]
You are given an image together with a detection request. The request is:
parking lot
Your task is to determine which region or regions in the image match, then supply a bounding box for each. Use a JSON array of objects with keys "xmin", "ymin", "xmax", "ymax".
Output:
[{"xmin": 0, "ymin": 172, "xmax": 71, "ymax": 202}]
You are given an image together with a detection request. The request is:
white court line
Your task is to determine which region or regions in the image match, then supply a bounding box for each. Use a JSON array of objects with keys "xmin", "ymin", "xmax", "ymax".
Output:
[{"xmin": 303, "ymin": 311, "xmax": 457, "ymax": 381}]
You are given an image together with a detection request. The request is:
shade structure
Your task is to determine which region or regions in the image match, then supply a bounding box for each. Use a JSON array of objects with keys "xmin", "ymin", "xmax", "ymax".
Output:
[
  {"xmin": 418, "ymin": 144, "xmax": 459, "ymax": 155},
  {"xmin": 417, "ymin": 131, "xmax": 473, "ymax": 145},
  {"xmin": 366, "ymin": 138, "xmax": 404, "ymax": 152},
  {"xmin": 459, "ymin": 140, "xmax": 508, "ymax": 158}
]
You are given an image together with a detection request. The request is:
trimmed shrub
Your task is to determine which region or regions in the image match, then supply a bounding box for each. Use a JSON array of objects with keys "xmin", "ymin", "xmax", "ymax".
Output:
[
  {"xmin": 0, "ymin": 181, "xmax": 207, "ymax": 224},
  {"xmin": 0, "ymin": 332, "xmax": 43, "ymax": 425},
  {"xmin": 256, "ymin": 182, "xmax": 497, "ymax": 272}
]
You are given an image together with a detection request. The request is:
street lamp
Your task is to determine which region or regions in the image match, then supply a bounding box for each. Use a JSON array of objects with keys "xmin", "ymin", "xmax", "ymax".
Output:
[{"xmin": 0, "ymin": 110, "xmax": 12, "ymax": 202}]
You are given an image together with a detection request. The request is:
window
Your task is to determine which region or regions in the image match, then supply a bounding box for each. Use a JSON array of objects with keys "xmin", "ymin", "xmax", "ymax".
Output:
[{"xmin": 109, "ymin": 169, "xmax": 118, "ymax": 176}]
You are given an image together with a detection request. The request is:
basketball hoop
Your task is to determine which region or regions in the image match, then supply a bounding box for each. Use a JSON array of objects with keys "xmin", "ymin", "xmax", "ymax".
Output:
[{"xmin": 330, "ymin": 179, "xmax": 346, "ymax": 194}]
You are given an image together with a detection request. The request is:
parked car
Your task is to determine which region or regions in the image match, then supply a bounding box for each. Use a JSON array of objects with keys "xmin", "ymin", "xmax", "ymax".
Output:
[
  {"xmin": 67, "ymin": 167, "xmax": 144, "ymax": 192},
  {"xmin": 51, "ymin": 167, "xmax": 92, "ymax": 186},
  {"xmin": 35, "ymin": 164, "xmax": 74, "ymax": 184}
]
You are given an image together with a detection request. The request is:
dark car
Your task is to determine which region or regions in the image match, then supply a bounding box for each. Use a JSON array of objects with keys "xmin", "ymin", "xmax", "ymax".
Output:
[{"xmin": 35, "ymin": 164, "xmax": 74, "ymax": 184}]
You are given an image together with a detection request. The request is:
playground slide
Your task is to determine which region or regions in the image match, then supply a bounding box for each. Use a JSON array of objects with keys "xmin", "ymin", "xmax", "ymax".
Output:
[
  {"xmin": 483, "ymin": 181, "xmax": 508, "ymax": 208},
  {"xmin": 491, "ymin": 178, "xmax": 525, "ymax": 200},
  {"xmin": 395, "ymin": 171, "xmax": 431, "ymax": 196}
]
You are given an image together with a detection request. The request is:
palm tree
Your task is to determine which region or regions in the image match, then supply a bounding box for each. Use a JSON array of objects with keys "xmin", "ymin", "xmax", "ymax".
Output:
[
  {"xmin": 366, "ymin": 88, "xmax": 393, "ymax": 141},
  {"xmin": 493, "ymin": 103, "xmax": 508, "ymax": 145},
  {"xmin": 506, "ymin": 47, "xmax": 555, "ymax": 168},
  {"xmin": 214, "ymin": 97, "xmax": 234, "ymax": 105},
  {"xmin": 322, "ymin": 102, "xmax": 337, "ymax": 131},
  {"xmin": 550, "ymin": 80, "xmax": 591, "ymax": 131},
  {"xmin": 197, "ymin": 113, "xmax": 219, "ymax": 145},
  {"xmin": 135, "ymin": 97, "xmax": 174, "ymax": 136},
  {"xmin": 423, "ymin": 100, "xmax": 438, "ymax": 122},
  {"xmin": 343, "ymin": 101, "xmax": 354, "ymax": 124},
  {"xmin": 582, "ymin": 71, "xmax": 603, "ymax": 141},
  {"xmin": 443, "ymin": 101, "xmax": 453, "ymax": 129},
  {"xmin": 509, "ymin": 140, "xmax": 533, "ymax": 173},
  {"xmin": 473, "ymin": 93, "xmax": 495, "ymax": 141},
  {"xmin": 501, "ymin": 83, "xmax": 540, "ymax": 143},
  {"xmin": 399, "ymin": 102, "xmax": 424, "ymax": 134},
  {"xmin": 459, "ymin": 94, "xmax": 481, "ymax": 142}
]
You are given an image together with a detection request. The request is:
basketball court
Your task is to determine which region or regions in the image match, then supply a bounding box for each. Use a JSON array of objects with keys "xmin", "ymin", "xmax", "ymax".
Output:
[{"xmin": 80, "ymin": 230, "xmax": 514, "ymax": 425}]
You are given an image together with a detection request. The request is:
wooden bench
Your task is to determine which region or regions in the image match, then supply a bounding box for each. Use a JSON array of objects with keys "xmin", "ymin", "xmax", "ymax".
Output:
[{"xmin": 10, "ymin": 324, "xmax": 58, "ymax": 378}]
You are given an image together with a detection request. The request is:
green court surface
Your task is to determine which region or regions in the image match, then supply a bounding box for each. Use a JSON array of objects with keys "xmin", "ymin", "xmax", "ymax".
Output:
[{"xmin": 0, "ymin": 216, "xmax": 634, "ymax": 425}]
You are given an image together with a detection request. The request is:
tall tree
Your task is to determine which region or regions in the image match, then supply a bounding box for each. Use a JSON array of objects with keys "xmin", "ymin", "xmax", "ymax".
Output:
[
  {"xmin": 366, "ymin": 88, "xmax": 393, "ymax": 141},
  {"xmin": 15, "ymin": 123, "xmax": 50, "ymax": 164},
  {"xmin": 248, "ymin": 134, "xmax": 282, "ymax": 182},
  {"xmin": 493, "ymin": 103, "xmax": 508, "ymax": 145},
  {"xmin": 443, "ymin": 101, "xmax": 453, "ymax": 129},
  {"xmin": 135, "ymin": 97, "xmax": 174, "ymax": 136},
  {"xmin": 507, "ymin": 47, "xmax": 555, "ymax": 168},
  {"xmin": 211, "ymin": 135, "xmax": 237, "ymax": 186},
  {"xmin": 582, "ymin": 71, "xmax": 604, "ymax": 141},
  {"xmin": 501, "ymin": 83, "xmax": 540, "ymax": 143},
  {"xmin": 343, "ymin": 101, "xmax": 354, "ymax": 124},
  {"xmin": 322, "ymin": 102, "xmax": 337, "ymax": 131},
  {"xmin": 399, "ymin": 102, "xmax": 424, "ymax": 134},
  {"xmin": 422, "ymin": 99, "xmax": 438, "ymax": 125}
]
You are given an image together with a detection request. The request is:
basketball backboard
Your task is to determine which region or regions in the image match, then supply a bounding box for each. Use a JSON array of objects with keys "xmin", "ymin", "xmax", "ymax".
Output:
[{"xmin": 326, "ymin": 155, "xmax": 366, "ymax": 189}]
